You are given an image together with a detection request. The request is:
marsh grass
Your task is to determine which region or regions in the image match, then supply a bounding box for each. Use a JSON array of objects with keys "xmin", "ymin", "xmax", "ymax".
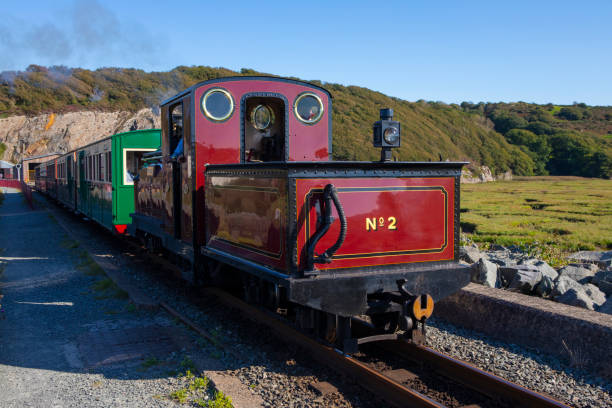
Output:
[{"xmin": 461, "ymin": 177, "xmax": 612, "ymax": 265}]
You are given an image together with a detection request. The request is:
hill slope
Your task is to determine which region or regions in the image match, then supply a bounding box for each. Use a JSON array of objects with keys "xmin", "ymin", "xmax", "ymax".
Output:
[{"xmin": 1, "ymin": 65, "xmax": 610, "ymax": 178}]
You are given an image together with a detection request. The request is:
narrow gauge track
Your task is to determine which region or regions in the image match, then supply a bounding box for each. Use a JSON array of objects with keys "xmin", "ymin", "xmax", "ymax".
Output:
[
  {"xmin": 105, "ymin": 229, "xmax": 570, "ymax": 408},
  {"xmin": 372, "ymin": 341, "xmax": 570, "ymax": 408},
  {"xmin": 117, "ymin": 238, "xmax": 570, "ymax": 408}
]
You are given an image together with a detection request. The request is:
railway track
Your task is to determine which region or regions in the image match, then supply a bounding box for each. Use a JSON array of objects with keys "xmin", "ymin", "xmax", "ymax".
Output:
[
  {"xmin": 162, "ymin": 283, "xmax": 570, "ymax": 408},
  {"xmin": 374, "ymin": 341, "xmax": 569, "ymax": 408},
  {"xmin": 48, "ymin": 202, "xmax": 570, "ymax": 408}
]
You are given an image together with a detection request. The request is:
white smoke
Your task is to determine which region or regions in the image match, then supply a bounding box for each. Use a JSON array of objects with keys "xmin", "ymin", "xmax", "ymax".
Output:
[{"xmin": 0, "ymin": 0, "xmax": 161, "ymax": 72}]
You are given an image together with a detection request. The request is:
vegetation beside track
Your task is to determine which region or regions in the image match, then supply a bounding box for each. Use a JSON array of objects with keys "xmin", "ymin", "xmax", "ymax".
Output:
[
  {"xmin": 167, "ymin": 368, "xmax": 232, "ymax": 408},
  {"xmin": 461, "ymin": 177, "xmax": 612, "ymax": 265},
  {"xmin": 2, "ymin": 65, "xmax": 611, "ymax": 178}
]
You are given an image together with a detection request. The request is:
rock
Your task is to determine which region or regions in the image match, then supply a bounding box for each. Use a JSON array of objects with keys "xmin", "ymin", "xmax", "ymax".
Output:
[
  {"xmin": 0, "ymin": 109, "xmax": 161, "ymax": 163},
  {"xmin": 583, "ymin": 283, "xmax": 606, "ymax": 307},
  {"xmin": 472, "ymin": 258, "xmax": 499, "ymax": 288},
  {"xmin": 459, "ymin": 246, "xmax": 483, "ymax": 264},
  {"xmin": 598, "ymin": 299, "xmax": 612, "ymax": 315},
  {"xmin": 552, "ymin": 275, "xmax": 583, "ymax": 298},
  {"xmin": 572, "ymin": 262, "xmax": 599, "ymax": 273},
  {"xmin": 535, "ymin": 275, "xmax": 554, "ymax": 298},
  {"xmin": 461, "ymin": 165, "xmax": 495, "ymax": 183},
  {"xmin": 499, "ymin": 264, "xmax": 539, "ymax": 288},
  {"xmin": 530, "ymin": 260, "xmax": 559, "ymax": 280},
  {"xmin": 556, "ymin": 288, "xmax": 595, "ymax": 310},
  {"xmin": 592, "ymin": 270, "xmax": 612, "ymax": 296},
  {"xmin": 557, "ymin": 264, "xmax": 596, "ymax": 284},
  {"xmin": 490, "ymin": 244, "xmax": 507, "ymax": 251},
  {"xmin": 568, "ymin": 250, "xmax": 612, "ymax": 268},
  {"xmin": 507, "ymin": 270, "xmax": 542, "ymax": 294},
  {"xmin": 495, "ymin": 170, "xmax": 513, "ymax": 181},
  {"xmin": 507, "ymin": 245, "xmax": 522, "ymax": 253},
  {"xmin": 488, "ymin": 257, "xmax": 512, "ymax": 267}
]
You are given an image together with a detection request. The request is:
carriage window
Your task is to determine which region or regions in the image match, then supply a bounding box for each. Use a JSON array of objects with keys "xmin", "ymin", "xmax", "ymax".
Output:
[
  {"xmin": 123, "ymin": 148, "xmax": 157, "ymax": 185},
  {"xmin": 98, "ymin": 153, "xmax": 103, "ymax": 181},
  {"xmin": 106, "ymin": 152, "xmax": 112, "ymax": 181},
  {"xmin": 244, "ymin": 97, "xmax": 285, "ymax": 162}
]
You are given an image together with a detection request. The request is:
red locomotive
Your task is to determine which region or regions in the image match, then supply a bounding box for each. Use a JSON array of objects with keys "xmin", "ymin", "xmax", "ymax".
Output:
[{"xmin": 130, "ymin": 76, "xmax": 469, "ymax": 350}]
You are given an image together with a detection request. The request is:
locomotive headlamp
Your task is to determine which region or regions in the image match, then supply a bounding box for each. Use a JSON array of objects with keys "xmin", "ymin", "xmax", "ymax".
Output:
[
  {"xmin": 383, "ymin": 126, "xmax": 400, "ymax": 145},
  {"xmin": 373, "ymin": 108, "xmax": 401, "ymax": 161}
]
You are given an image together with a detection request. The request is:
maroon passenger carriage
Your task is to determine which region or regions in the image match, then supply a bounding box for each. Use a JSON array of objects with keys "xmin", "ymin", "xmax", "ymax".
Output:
[{"xmin": 131, "ymin": 76, "xmax": 469, "ymax": 350}]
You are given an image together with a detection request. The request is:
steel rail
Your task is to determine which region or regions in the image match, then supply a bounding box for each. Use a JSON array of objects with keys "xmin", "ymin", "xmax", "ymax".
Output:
[
  {"xmin": 379, "ymin": 341, "xmax": 570, "ymax": 408},
  {"xmin": 200, "ymin": 287, "xmax": 444, "ymax": 408},
  {"xmin": 115, "ymin": 232, "xmax": 568, "ymax": 408}
]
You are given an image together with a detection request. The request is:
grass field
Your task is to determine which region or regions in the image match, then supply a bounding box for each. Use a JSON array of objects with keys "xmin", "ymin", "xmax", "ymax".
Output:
[{"xmin": 460, "ymin": 177, "xmax": 612, "ymax": 261}]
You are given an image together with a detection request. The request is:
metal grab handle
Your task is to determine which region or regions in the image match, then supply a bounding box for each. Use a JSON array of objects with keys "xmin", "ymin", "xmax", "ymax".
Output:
[{"xmin": 306, "ymin": 184, "xmax": 347, "ymax": 271}]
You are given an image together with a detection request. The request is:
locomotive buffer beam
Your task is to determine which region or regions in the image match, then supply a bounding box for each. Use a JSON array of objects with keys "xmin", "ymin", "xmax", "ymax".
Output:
[{"xmin": 347, "ymin": 280, "xmax": 435, "ymax": 352}]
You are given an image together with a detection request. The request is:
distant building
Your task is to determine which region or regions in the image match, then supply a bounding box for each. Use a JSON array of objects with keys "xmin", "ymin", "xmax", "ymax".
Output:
[
  {"xmin": 20, "ymin": 153, "xmax": 60, "ymax": 185},
  {"xmin": 0, "ymin": 160, "xmax": 16, "ymax": 179}
]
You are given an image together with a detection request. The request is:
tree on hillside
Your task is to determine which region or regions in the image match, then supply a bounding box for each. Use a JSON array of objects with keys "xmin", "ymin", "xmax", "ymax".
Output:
[
  {"xmin": 505, "ymin": 129, "xmax": 551, "ymax": 175},
  {"xmin": 490, "ymin": 112, "xmax": 528, "ymax": 134},
  {"xmin": 557, "ymin": 107, "xmax": 583, "ymax": 121},
  {"xmin": 547, "ymin": 132, "xmax": 611, "ymax": 178}
]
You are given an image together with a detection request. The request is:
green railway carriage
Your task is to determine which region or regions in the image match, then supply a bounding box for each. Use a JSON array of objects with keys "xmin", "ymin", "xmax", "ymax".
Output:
[
  {"xmin": 56, "ymin": 152, "xmax": 77, "ymax": 209},
  {"xmin": 75, "ymin": 129, "xmax": 161, "ymax": 233},
  {"xmin": 36, "ymin": 129, "xmax": 161, "ymax": 234}
]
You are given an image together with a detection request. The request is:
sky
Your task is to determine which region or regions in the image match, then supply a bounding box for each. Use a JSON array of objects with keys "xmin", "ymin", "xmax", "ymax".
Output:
[{"xmin": 1, "ymin": 0, "xmax": 611, "ymax": 106}]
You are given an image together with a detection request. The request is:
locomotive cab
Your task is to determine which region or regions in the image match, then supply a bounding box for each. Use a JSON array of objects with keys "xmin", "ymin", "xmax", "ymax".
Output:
[
  {"xmin": 131, "ymin": 76, "xmax": 469, "ymax": 351},
  {"xmin": 244, "ymin": 96, "xmax": 286, "ymax": 162}
]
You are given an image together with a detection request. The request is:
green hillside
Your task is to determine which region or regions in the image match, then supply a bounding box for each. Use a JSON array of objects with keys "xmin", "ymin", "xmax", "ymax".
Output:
[{"xmin": 1, "ymin": 65, "xmax": 610, "ymax": 178}]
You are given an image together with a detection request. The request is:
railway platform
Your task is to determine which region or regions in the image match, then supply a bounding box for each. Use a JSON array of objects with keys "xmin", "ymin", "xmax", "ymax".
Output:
[{"xmin": 0, "ymin": 189, "xmax": 248, "ymax": 407}]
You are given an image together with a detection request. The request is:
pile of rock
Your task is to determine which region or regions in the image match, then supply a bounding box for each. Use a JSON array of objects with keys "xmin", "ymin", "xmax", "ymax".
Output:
[{"xmin": 460, "ymin": 244, "xmax": 612, "ymax": 314}]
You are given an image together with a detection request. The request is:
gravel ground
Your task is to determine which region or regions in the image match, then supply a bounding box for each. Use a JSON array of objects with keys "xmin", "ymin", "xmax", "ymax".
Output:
[
  {"xmin": 41, "ymin": 193, "xmax": 383, "ymax": 408},
  {"xmin": 12, "ymin": 191, "xmax": 612, "ymax": 408},
  {"xmin": 426, "ymin": 318, "xmax": 612, "ymax": 408},
  {"xmin": 0, "ymin": 190, "xmax": 203, "ymax": 408}
]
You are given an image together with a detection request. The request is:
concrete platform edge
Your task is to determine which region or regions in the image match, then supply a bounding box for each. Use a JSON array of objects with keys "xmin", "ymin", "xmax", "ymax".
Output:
[{"xmin": 435, "ymin": 283, "xmax": 612, "ymax": 379}]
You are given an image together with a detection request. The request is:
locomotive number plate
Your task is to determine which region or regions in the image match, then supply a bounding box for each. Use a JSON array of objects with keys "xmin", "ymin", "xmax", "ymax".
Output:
[{"xmin": 365, "ymin": 216, "xmax": 397, "ymax": 231}]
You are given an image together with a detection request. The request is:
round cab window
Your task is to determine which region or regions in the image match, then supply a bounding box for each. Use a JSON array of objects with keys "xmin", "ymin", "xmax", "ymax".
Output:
[
  {"xmin": 202, "ymin": 88, "xmax": 234, "ymax": 121},
  {"xmin": 294, "ymin": 93, "xmax": 324, "ymax": 124},
  {"xmin": 250, "ymin": 105, "xmax": 275, "ymax": 130}
]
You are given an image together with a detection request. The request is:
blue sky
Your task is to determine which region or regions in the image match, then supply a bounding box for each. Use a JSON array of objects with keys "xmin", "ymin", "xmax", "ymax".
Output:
[{"xmin": 1, "ymin": 1, "xmax": 611, "ymax": 105}]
